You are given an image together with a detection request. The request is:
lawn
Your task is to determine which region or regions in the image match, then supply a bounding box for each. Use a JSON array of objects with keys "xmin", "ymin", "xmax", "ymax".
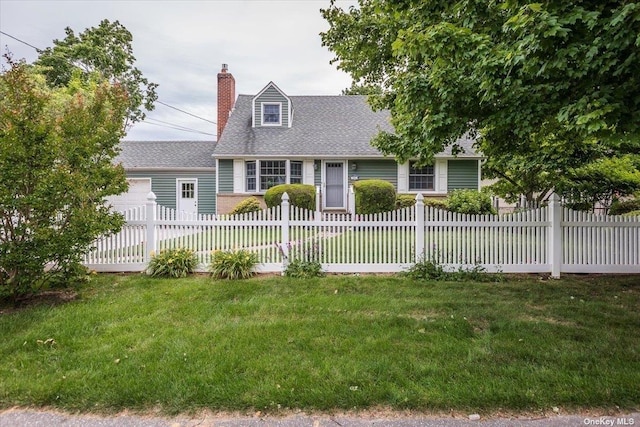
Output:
[{"xmin": 0, "ymin": 274, "xmax": 638, "ymax": 416}]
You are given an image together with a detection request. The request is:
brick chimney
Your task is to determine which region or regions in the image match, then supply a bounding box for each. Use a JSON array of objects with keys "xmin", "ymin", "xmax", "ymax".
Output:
[{"xmin": 217, "ymin": 63, "xmax": 235, "ymax": 139}]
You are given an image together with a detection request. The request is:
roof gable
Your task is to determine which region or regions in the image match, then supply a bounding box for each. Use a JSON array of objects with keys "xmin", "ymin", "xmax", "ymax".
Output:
[{"xmin": 252, "ymin": 81, "xmax": 292, "ymax": 128}]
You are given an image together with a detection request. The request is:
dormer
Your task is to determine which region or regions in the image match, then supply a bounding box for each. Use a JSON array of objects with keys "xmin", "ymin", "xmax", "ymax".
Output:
[{"xmin": 251, "ymin": 82, "xmax": 292, "ymax": 128}]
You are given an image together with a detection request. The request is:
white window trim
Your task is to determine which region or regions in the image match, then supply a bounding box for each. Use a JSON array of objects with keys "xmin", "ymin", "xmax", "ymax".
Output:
[
  {"xmin": 397, "ymin": 160, "xmax": 448, "ymax": 194},
  {"xmin": 242, "ymin": 159, "xmax": 304, "ymax": 193},
  {"xmin": 261, "ymin": 102, "xmax": 282, "ymax": 126}
]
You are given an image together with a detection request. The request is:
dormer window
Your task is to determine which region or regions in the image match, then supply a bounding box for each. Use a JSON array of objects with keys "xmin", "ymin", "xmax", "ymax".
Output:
[{"xmin": 262, "ymin": 103, "xmax": 281, "ymax": 125}]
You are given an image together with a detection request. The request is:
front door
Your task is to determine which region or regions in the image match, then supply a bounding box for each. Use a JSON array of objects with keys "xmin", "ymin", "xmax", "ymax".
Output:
[
  {"xmin": 177, "ymin": 179, "xmax": 198, "ymax": 215},
  {"xmin": 324, "ymin": 162, "xmax": 345, "ymax": 209}
]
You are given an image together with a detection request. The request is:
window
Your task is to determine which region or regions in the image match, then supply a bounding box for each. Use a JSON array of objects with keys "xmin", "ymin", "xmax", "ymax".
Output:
[
  {"xmin": 260, "ymin": 160, "xmax": 286, "ymax": 191},
  {"xmin": 246, "ymin": 161, "xmax": 256, "ymax": 192},
  {"xmin": 409, "ymin": 163, "xmax": 435, "ymax": 191},
  {"xmin": 181, "ymin": 182, "xmax": 195, "ymax": 199},
  {"xmin": 290, "ymin": 161, "xmax": 302, "ymax": 184},
  {"xmin": 263, "ymin": 103, "xmax": 281, "ymax": 125},
  {"xmin": 245, "ymin": 160, "xmax": 304, "ymax": 192}
]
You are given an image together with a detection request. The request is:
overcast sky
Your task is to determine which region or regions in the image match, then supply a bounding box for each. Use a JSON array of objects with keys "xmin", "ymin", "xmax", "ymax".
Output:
[{"xmin": 0, "ymin": 0, "xmax": 358, "ymax": 141}]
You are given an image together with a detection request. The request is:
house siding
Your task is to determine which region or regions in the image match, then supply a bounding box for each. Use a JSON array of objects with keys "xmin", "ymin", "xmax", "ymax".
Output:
[
  {"xmin": 349, "ymin": 159, "xmax": 397, "ymax": 187},
  {"xmin": 218, "ymin": 159, "xmax": 234, "ymax": 193},
  {"xmin": 254, "ymin": 85, "xmax": 289, "ymax": 127},
  {"xmin": 126, "ymin": 171, "xmax": 216, "ymax": 214},
  {"xmin": 447, "ymin": 160, "xmax": 479, "ymax": 191}
]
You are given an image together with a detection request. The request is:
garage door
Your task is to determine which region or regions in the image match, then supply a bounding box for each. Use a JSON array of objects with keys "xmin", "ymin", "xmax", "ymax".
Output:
[{"xmin": 106, "ymin": 178, "xmax": 151, "ymax": 211}]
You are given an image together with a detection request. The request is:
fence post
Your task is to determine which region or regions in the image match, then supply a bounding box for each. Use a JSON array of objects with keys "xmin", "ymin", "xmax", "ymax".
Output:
[
  {"xmin": 415, "ymin": 193, "xmax": 425, "ymax": 262},
  {"xmin": 145, "ymin": 191, "xmax": 157, "ymax": 265},
  {"xmin": 281, "ymin": 192, "xmax": 290, "ymax": 272},
  {"xmin": 548, "ymin": 192, "xmax": 562, "ymax": 278},
  {"xmin": 348, "ymin": 185, "xmax": 356, "ymax": 214},
  {"xmin": 315, "ymin": 185, "xmax": 321, "ymax": 221}
]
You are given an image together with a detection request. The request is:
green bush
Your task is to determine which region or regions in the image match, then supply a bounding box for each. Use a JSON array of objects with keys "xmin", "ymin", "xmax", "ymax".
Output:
[
  {"xmin": 230, "ymin": 197, "xmax": 262, "ymax": 215},
  {"xmin": 264, "ymin": 184, "xmax": 316, "ymax": 210},
  {"xmin": 396, "ymin": 194, "xmax": 417, "ymax": 209},
  {"xmin": 147, "ymin": 248, "xmax": 199, "ymax": 278},
  {"xmin": 446, "ymin": 189, "xmax": 496, "ymax": 215},
  {"xmin": 209, "ymin": 250, "xmax": 259, "ymax": 280},
  {"xmin": 285, "ymin": 259, "xmax": 325, "ymax": 278},
  {"xmin": 609, "ymin": 198, "xmax": 640, "ymax": 215},
  {"xmin": 622, "ymin": 210, "xmax": 640, "ymax": 217},
  {"xmin": 424, "ymin": 198, "xmax": 448, "ymax": 210},
  {"xmin": 353, "ymin": 179, "xmax": 396, "ymax": 214}
]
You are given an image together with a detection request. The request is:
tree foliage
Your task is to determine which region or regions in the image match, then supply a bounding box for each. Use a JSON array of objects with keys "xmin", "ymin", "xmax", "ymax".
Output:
[
  {"xmin": 321, "ymin": 1, "xmax": 640, "ymax": 206},
  {"xmin": 0, "ymin": 55, "xmax": 128, "ymax": 299},
  {"xmin": 35, "ymin": 19, "xmax": 158, "ymax": 128}
]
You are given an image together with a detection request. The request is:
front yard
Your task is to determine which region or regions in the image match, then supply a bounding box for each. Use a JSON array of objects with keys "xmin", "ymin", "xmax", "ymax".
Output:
[{"xmin": 0, "ymin": 274, "xmax": 638, "ymax": 416}]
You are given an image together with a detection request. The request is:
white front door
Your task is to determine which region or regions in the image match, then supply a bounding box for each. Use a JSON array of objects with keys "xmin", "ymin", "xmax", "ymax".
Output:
[
  {"xmin": 324, "ymin": 161, "xmax": 345, "ymax": 209},
  {"xmin": 177, "ymin": 179, "xmax": 198, "ymax": 215}
]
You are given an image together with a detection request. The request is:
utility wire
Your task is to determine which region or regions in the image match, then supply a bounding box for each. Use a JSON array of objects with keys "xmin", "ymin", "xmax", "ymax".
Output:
[
  {"xmin": 145, "ymin": 118, "xmax": 216, "ymax": 136},
  {"xmin": 156, "ymin": 100, "xmax": 217, "ymax": 125},
  {"xmin": 1, "ymin": 30, "xmax": 217, "ymax": 133},
  {"xmin": 141, "ymin": 120, "xmax": 215, "ymax": 136},
  {"xmin": 0, "ymin": 31, "xmax": 42, "ymax": 52}
]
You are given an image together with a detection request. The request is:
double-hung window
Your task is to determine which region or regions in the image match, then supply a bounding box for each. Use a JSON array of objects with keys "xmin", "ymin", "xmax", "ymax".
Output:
[
  {"xmin": 262, "ymin": 103, "xmax": 281, "ymax": 125},
  {"xmin": 409, "ymin": 162, "xmax": 435, "ymax": 191},
  {"xmin": 245, "ymin": 160, "xmax": 304, "ymax": 192}
]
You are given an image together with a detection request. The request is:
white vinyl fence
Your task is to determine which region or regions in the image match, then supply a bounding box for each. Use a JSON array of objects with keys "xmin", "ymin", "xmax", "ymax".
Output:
[{"xmin": 84, "ymin": 193, "xmax": 640, "ymax": 277}]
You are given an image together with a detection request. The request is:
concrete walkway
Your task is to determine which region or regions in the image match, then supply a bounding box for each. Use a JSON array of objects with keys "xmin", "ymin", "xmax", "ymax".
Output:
[{"xmin": 0, "ymin": 409, "xmax": 637, "ymax": 427}]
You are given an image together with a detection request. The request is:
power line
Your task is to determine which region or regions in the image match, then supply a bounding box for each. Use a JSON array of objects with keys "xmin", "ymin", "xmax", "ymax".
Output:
[
  {"xmin": 141, "ymin": 120, "xmax": 216, "ymax": 137},
  {"xmin": 1, "ymin": 30, "xmax": 217, "ymax": 129},
  {"xmin": 0, "ymin": 31, "xmax": 42, "ymax": 52},
  {"xmin": 156, "ymin": 100, "xmax": 217, "ymax": 125},
  {"xmin": 145, "ymin": 117, "xmax": 216, "ymax": 136}
]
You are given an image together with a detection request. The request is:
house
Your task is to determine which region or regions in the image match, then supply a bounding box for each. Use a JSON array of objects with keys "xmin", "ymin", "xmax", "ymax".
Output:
[
  {"xmin": 110, "ymin": 64, "xmax": 482, "ymax": 215},
  {"xmin": 108, "ymin": 140, "xmax": 216, "ymax": 214},
  {"xmin": 213, "ymin": 66, "xmax": 482, "ymax": 214}
]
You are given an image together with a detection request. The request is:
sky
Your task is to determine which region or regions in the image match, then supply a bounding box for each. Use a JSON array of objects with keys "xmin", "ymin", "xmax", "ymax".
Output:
[{"xmin": 0, "ymin": 0, "xmax": 358, "ymax": 141}]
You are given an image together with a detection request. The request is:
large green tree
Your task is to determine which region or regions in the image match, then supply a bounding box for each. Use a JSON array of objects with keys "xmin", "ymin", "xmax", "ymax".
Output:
[
  {"xmin": 321, "ymin": 1, "xmax": 640, "ymax": 205},
  {"xmin": 0, "ymin": 56, "xmax": 128, "ymax": 299},
  {"xmin": 35, "ymin": 19, "xmax": 158, "ymax": 128}
]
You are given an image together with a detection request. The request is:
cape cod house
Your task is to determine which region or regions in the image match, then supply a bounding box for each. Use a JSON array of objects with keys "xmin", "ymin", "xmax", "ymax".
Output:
[{"xmin": 110, "ymin": 65, "xmax": 482, "ymax": 215}]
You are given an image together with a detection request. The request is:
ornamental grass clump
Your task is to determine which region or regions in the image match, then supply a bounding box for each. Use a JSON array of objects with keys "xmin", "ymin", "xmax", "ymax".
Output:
[
  {"xmin": 147, "ymin": 248, "xmax": 199, "ymax": 278},
  {"xmin": 209, "ymin": 250, "xmax": 259, "ymax": 280}
]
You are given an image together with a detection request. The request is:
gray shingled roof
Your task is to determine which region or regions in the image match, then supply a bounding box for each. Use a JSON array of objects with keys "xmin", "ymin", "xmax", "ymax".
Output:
[
  {"xmin": 116, "ymin": 140, "xmax": 216, "ymax": 169},
  {"xmin": 213, "ymin": 94, "xmax": 478, "ymax": 158}
]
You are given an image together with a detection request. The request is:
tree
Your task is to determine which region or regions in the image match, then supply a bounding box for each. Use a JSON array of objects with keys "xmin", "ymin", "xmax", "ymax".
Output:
[
  {"xmin": 341, "ymin": 81, "xmax": 382, "ymax": 95},
  {"xmin": 0, "ymin": 55, "xmax": 128, "ymax": 299},
  {"xmin": 35, "ymin": 19, "xmax": 158, "ymax": 128},
  {"xmin": 321, "ymin": 1, "xmax": 640, "ymax": 204}
]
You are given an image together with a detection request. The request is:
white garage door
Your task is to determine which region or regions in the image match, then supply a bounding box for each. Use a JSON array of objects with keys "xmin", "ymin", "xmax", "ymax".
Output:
[{"xmin": 106, "ymin": 178, "xmax": 151, "ymax": 211}]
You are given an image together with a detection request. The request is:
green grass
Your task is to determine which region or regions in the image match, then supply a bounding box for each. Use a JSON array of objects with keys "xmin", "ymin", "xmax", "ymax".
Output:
[{"xmin": 0, "ymin": 274, "xmax": 638, "ymax": 416}]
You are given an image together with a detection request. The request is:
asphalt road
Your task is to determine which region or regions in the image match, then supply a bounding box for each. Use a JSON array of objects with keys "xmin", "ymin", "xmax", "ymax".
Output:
[{"xmin": 0, "ymin": 409, "xmax": 637, "ymax": 427}]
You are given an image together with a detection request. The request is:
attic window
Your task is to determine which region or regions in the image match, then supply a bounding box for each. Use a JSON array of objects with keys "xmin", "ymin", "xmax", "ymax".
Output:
[{"xmin": 262, "ymin": 103, "xmax": 281, "ymax": 125}]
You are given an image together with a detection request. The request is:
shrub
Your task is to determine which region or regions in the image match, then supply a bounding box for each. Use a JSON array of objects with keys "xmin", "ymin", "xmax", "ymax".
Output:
[
  {"xmin": 230, "ymin": 197, "xmax": 262, "ymax": 215},
  {"xmin": 147, "ymin": 248, "xmax": 199, "ymax": 278},
  {"xmin": 209, "ymin": 250, "xmax": 258, "ymax": 280},
  {"xmin": 622, "ymin": 210, "xmax": 640, "ymax": 217},
  {"xmin": 446, "ymin": 189, "xmax": 496, "ymax": 215},
  {"xmin": 353, "ymin": 179, "xmax": 396, "ymax": 214},
  {"xmin": 609, "ymin": 198, "xmax": 640, "ymax": 215},
  {"xmin": 404, "ymin": 254, "xmax": 448, "ymax": 280},
  {"xmin": 264, "ymin": 184, "xmax": 316, "ymax": 210},
  {"xmin": 285, "ymin": 259, "xmax": 325, "ymax": 278},
  {"xmin": 396, "ymin": 194, "xmax": 417, "ymax": 209},
  {"xmin": 424, "ymin": 198, "xmax": 448, "ymax": 210}
]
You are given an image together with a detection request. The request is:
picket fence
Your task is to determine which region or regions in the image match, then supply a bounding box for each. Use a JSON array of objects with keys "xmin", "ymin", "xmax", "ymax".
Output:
[{"xmin": 83, "ymin": 193, "xmax": 640, "ymax": 277}]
